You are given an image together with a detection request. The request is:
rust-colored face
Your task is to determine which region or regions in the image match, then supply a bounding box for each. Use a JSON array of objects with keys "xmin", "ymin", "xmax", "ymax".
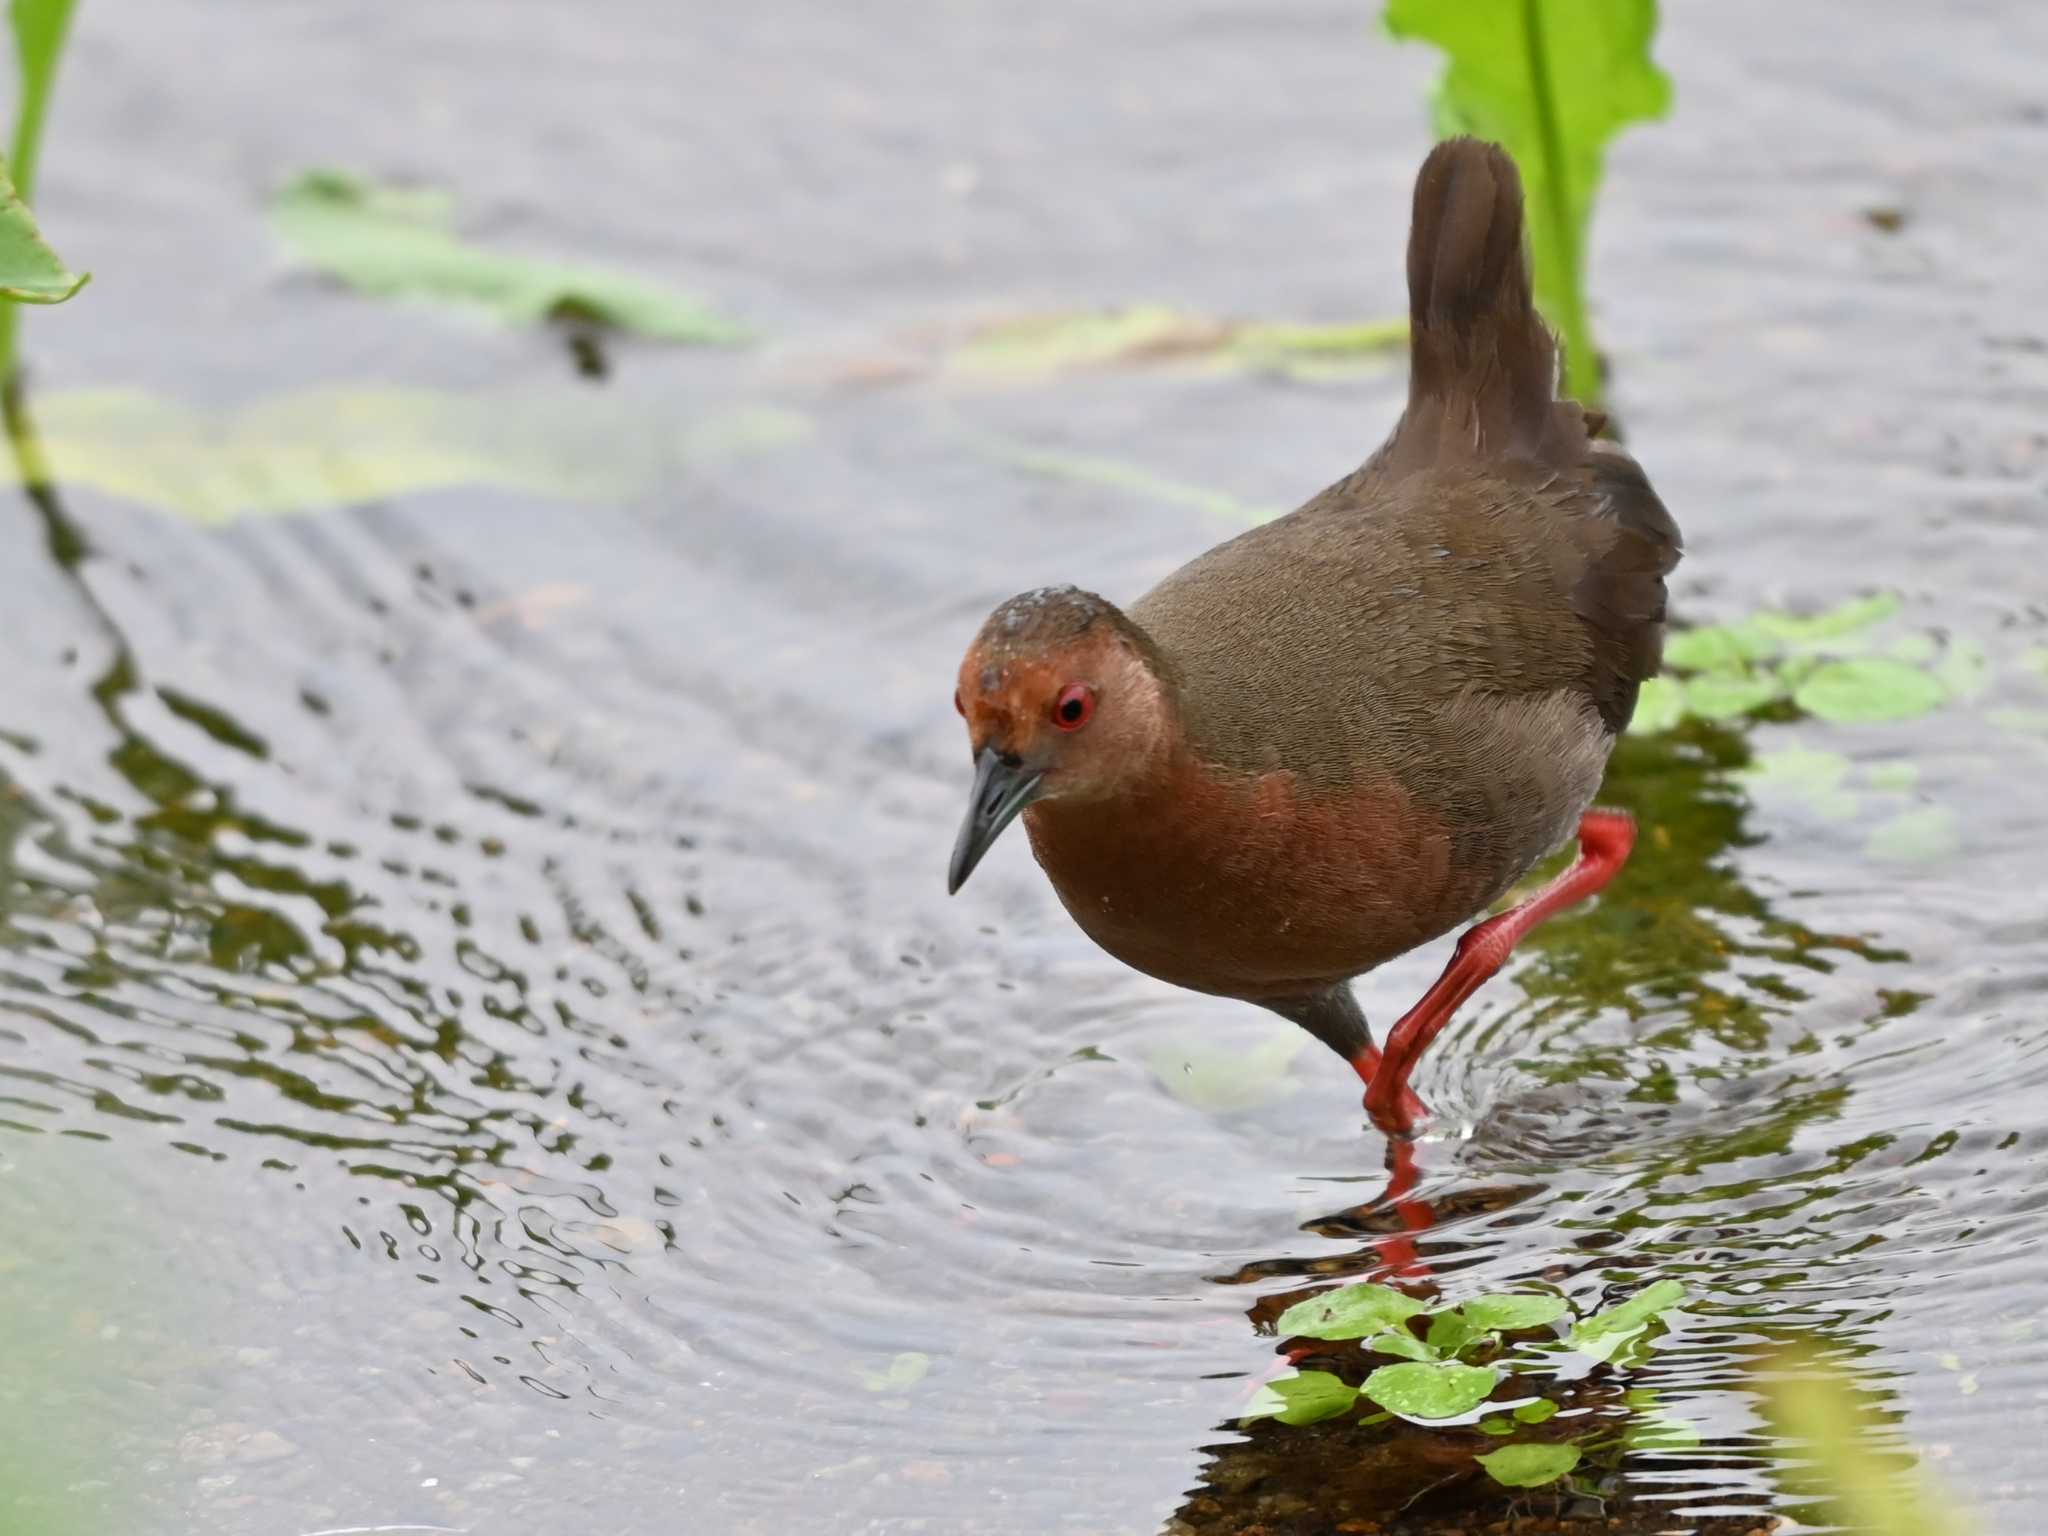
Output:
[{"xmin": 946, "ymin": 587, "xmax": 1170, "ymax": 893}]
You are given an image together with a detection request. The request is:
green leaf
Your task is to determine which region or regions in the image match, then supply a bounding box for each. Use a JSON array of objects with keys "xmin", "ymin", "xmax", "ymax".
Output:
[
  {"xmin": 1626, "ymin": 674, "xmax": 1685, "ymax": 735},
  {"xmin": 1512, "ymin": 1398, "xmax": 1560, "ymax": 1425},
  {"xmin": 1363, "ymin": 1329, "xmax": 1439, "ymax": 1362},
  {"xmin": 1569, "ymin": 1279, "xmax": 1685, "ymax": 1362},
  {"xmin": 1793, "ymin": 659, "xmax": 1947, "ymax": 724},
  {"xmin": 1361, "ymin": 1360, "xmax": 1499, "ymax": 1420},
  {"xmin": 1459, "ymin": 1294, "xmax": 1569, "ymax": 1331},
  {"xmin": 1683, "ymin": 669, "xmax": 1784, "ymax": 720},
  {"xmin": 1242, "ymin": 1370, "xmax": 1360, "ymax": 1426},
  {"xmin": 1477, "ymin": 1442, "xmax": 1582, "ymax": 1488},
  {"xmin": 1384, "ymin": 0, "xmax": 1671, "ymax": 405},
  {"xmin": 1425, "ymin": 1308, "xmax": 1491, "ymax": 1358},
  {"xmin": 1477, "ymin": 1415, "xmax": 1517, "ymax": 1436},
  {"xmin": 1276, "ymin": 1281, "xmax": 1427, "ymax": 1340},
  {"xmin": 0, "ymin": 154, "xmax": 85, "ymax": 303},
  {"xmin": 855, "ymin": 1351, "xmax": 930, "ymax": 1393},
  {"xmin": 270, "ymin": 170, "xmax": 745, "ymax": 343},
  {"xmin": 1935, "ymin": 640, "xmax": 1990, "ymax": 702},
  {"xmin": 1663, "ymin": 624, "xmax": 1775, "ymax": 671},
  {"xmin": 1749, "ymin": 592, "xmax": 1902, "ymax": 648}
]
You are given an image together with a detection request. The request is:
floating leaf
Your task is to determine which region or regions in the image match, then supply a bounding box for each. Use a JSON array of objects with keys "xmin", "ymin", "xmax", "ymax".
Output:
[
  {"xmin": 1663, "ymin": 624, "xmax": 1774, "ymax": 671},
  {"xmin": 1276, "ymin": 1282, "xmax": 1427, "ymax": 1340},
  {"xmin": 1477, "ymin": 1415, "xmax": 1517, "ymax": 1436},
  {"xmin": 1361, "ymin": 1360, "xmax": 1499, "ymax": 1420},
  {"xmin": 1935, "ymin": 640, "xmax": 1990, "ymax": 702},
  {"xmin": 1384, "ymin": 0, "xmax": 1671, "ymax": 405},
  {"xmin": 1737, "ymin": 746, "xmax": 1859, "ymax": 821},
  {"xmin": 1569, "ymin": 1279, "xmax": 1684, "ymax": 1362},
  {"xmin": 1512, "ymin": 1398, "xmax": 1560, "ymax": 1425},
  {"xmin": 1793, "ymin": 659, "xmax": 1946, "ymax": 725},
  {"xmin": 1242, "ymin": 1370, "xmax": 1360, "ymax": 1426},
  {"xmin": 1627, "ymin": 675, "xmax": 1685, "ymax": 735},
  {"xmin": 1425, "ymin": 1308, "xmax": 1490, "ymax": 1358},
  {"xmin": 1459, "ymin": 1294, "xmax": 1569, "ymax": 1331},
  {"xmin": 271, "ymin": 170, "xmax": 744, "ymax": 342},
  {"xmin": 1684, "ymin": 670, "xmax": 1784, "ymax": 720},
  {"xmin": 1477, "ymin": 1442, "xmax": 1582, "ymax": 1488},
  {"xmin": 1865, "ymin": 806, "xmax": 1959, "ymax": 865},
  {"xmin": 1363, "ymin": 1330, "xmax": 1439, "ymax": 1363},
  {"xmin": 0, "ymin": 154, "xmax": 86, "ymax": 304},
  {"xmin": 855, "ymin": 1351, "xmax": 930, "ymax": 1393},
  {"xmin": 0, "ymin": 387, "xmax": 806, "ymax": 523},
  {"xmin": 1750, "ymin": 592, "xmax": 1903, "ymax": 648}
]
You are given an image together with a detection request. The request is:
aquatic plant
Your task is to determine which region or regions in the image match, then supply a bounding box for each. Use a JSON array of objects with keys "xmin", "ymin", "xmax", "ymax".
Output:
[
  {"xmin": 0, "ymin": 0, "xmax": 89, "ymax": 387},
  {"xmin": 1244, "ymin": 1278, "xmax": 1689, "ymax": 1489},
  {"xmin": 1385, "ymin": 0, "xmax": 1671, "ymax": 406}
]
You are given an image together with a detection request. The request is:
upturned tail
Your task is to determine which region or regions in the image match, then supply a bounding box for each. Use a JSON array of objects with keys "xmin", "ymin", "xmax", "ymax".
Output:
[{"xmin": 1381, "ymin": 138, "xmax": 1589, "ymax": 472}]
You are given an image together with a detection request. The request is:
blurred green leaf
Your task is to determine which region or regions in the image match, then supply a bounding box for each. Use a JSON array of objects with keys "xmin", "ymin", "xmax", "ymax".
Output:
[
  {"xmin": 1384, "ymin": 0, "xmax": 1671, "ymax": 405},
  {"xmin": 1242, "ymin": 1369, "xmax": 1360, "ymax": 1425},
  {"xmin": 1276, "ymin": 1281, "xmax": 1427, "ymax": 1340},
  {"xmin": 855, "ymin": 1351, "xmax": 931, "ymax": 1393},
  {"xmin": 0, "ymin": 153, "xmax": 83, "ymax": 303},
  {"xmin": 1865, "ymin": 806, "xmax": 1959, "ymax": 865},
  {"xmin": 1512, "ymin": 1397, "xmax": 1559, "ymax": 1424},
  {"xmin": 1477, "ymin": 1441, "xmax": 1581, "ymax": 1487},
  {"xmin": 1684, "ymin": 669, "xmax": 1784, "ymax": 720},
  {"xmin": 271, "ymin": 170, "xmax": 745, "ymax": 342},
  {"xmin": 1361, "ymin": 1360, "xmax": 1499, "ymax": 1420},
  {"xmin": 1794, "ymin": 659, "xmax": 1947, "ymax": 724},
  {"xmin": 1750, "ymin": 592, "xmax": 1902, "ymax": 648},
  {"xmin": 1663, "ymin": 624, "xmax": 1773, "ymax": 671},
  {"xmin": 1148, "ymin": 1028, "xmax": 1306, "ymax": 1112},
  {"xmin": 1627, "ymin": 675, "xmax": 1685, "ymax": 735},
  {"xmin": 952, "ymin": 307, "xmax": 1405, "ymax": 379}
]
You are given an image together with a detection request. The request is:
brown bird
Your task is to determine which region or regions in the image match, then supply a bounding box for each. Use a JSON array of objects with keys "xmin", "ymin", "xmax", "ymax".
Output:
[{"xmin": 946, "ymin": 138, "xmax": 1680, "ymax": 1133}]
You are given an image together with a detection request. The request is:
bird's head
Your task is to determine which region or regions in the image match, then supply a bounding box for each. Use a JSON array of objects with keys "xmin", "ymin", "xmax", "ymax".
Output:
[{"xmin": 947, "ymin": 585, "xmax": 1174, "ymax": 893}]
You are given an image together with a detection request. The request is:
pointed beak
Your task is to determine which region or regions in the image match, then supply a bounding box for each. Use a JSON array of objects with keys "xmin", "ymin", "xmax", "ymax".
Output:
[{"xmin": 948, "ymin": 747, "xmax": 1045, "ymax": 894}]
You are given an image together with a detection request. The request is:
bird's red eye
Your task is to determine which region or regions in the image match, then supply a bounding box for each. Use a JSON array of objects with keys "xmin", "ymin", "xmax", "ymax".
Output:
[
  {"xmin": 1052, "ymin": 683, "xmax": 1095, "ymax": 731},
  {"xmin": 953, "ymin": 688, "xmax": 965, "ymax": 717}
]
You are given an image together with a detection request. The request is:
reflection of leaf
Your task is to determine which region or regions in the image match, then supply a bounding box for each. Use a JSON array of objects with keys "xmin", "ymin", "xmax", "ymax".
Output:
[
  {"xmin": 1865, "ymin": 806, "xmax": 1958, "ymax": 864},
  {"xmin": 1361, "ymin": 1360, "xmax": 1498, "ymax": 1420},
  {"xmin": 0, "ymin": 155, "xmax": 86, "ymax": 303},
  {"xmin": 1622, "ymin": 1388, "xmax": 1702, "ymax": 1452},
  {"xmin": 1934, "ymin": 640, "xmax": 1990, "ymax": 702},
  {"xmin": 1477, "ymin": 1441, "xmax": 1581, "ymax": 1487},
  {"xmin": 973, "ymin": 430, "xmax": 1284, "ymax": 524},
  {"xmin": 1758, "ymin": 1342, "xmax": 1977, "ymax": 1536},
  {"xmin": 856, "ymin": 1351, "xmax": 931, "ymax": 1393},
  {"xmin": 1384, "ymin": 0, "xmax": 1671, "ymax": 405},
  {"xmin": 1793, "ymin": 659, "xmax": 1947, "ymax": 724},
  {"xmin": 1738, "ymin": 746, "xmax": 1859, "ymax": 822},
  {"xmin": 1242, "ymin": 1370, "xmax": 1359, "ymax": 1425},
  {"xmin": 952, "ymin": 307, "xmax": 1405, "ymax": 378},
  {"xmin": 0, "ymin": 387, "xmax": 806, "ymax": 523},
  {"xmin": 1276, "ymin": 1282, "xmax": 1426, "ymax": 1340},
  {"xmin": 272, "ymin": 171, "xmax": 745, "ymax": 342},
  {"xmin": 1569, "ymin": 1278, "xmax": 1684, "ymax": 1363},
  {"xmin": 1147, "ymin": 1029, "xmax": 1303, "ymax": 1112}
]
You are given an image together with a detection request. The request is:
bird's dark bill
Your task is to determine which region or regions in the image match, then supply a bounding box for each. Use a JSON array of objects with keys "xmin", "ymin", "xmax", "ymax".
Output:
[{"xmin": 947, "ymin": 748, "xmax": 1044, "ymax": 893}]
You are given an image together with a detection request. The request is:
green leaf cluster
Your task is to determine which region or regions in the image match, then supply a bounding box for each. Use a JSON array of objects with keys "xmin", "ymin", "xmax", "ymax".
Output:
[{"xmin": 1250, "ymin": 1279, "xmax": 1688, "ymax": 1488}]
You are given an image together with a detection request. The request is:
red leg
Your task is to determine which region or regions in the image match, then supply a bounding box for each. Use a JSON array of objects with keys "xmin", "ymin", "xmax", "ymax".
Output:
[
  {"xmin": 1364, "ymin": 809, "xmax": 1637, "ymax": 1134},
  {"xmin": 1346, "ymin": 1043, "xmax": 1426, "ymax": 1128}
]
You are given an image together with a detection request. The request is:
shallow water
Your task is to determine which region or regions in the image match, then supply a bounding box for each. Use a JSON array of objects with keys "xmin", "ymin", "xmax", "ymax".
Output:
[{"xmin": 3, "ymin": 1, "xmax": 2046, "ymax": 1532}]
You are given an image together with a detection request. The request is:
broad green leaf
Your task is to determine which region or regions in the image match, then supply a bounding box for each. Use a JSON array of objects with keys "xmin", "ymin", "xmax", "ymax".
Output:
[
  {"xmin": 1683, "ymin": 670, "xmax": 1783, "ymax": 721},
  {"xmin": 1512, "ymin": 1398, "xmax": 1560, "ymax": 1425},
  {"xmin": 271, "ymin": 171, "xmax": 745, "ymax": 342},
  {"xmin": 1148, "ymin": 1029, "xmax": 1304, "ymax": 1113},
  {"xmin": 1425, "ymin": 1308, "xmax": 1490, "ymax": 1358},
  {"xmin": 1477, "ymin": 1442, "xmax": 1582, "ymax": 1488},
  {"xmin": 1626, "ymin": 674, "xmax": 1684, "ymax": 735},
  {"xmin": 1663, "ymin": 624, "xmax": 1774, "ymax": 671},
  {"xmin": 1477, "ymin": 1415, "xmax": 1517, "ymax": 1436},
  {"xmin": 1361, "ymin": 1360, "xmax": 1499, "ymax": 1420},
  {"xmin": 0, "ymin": 154, "xmax": 85, "ymax": 303},
  {"xmin": 1793, "ymin": 659, "xmax": 1946, "ymax": 724},
  {"xmin": 1865, "ymin": 806, "xmax": 1959, "ymax": 865},
  {"xmin": 1363, "ymin": 1329, "xmax": 1438, "ymax": 1362},
  {"xmin": 1569, "ymin": 1279, "xmax": 1684, "ymax": 1361},
  {"xmin": 1384, "ymin": 0, "xmax": 1671, "ymax": 405},
  {"xmin": 855, "ymin": 1351, "xmax": 930, "ymax": 1393},
  {"xmin": 1459, "ymin": 1294, "xmax": 1569, "ymax": 1332},
  {"xmin": 0, "ymin": 387, "xmax": 807, "ymax": 523},
  {"xmin": 1276, "ymin": 1281, "xmax": 1427, "ymax": 1340},
  {"xmin": 1242, "ymin": 1369, "xmax": 1360, "ymax": 1426}
]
